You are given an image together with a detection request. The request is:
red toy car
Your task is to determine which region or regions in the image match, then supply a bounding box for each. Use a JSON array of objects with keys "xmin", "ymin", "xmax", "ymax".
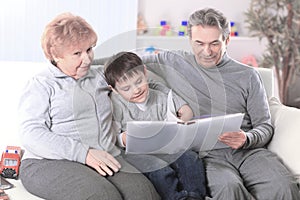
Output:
[
  {"xmin": 0, "ymin": 189, "xmax": 9, "ymax": 200},
  {"xmin": 0, "ymin": 146, "xmax": 21, "ymax": 179}
]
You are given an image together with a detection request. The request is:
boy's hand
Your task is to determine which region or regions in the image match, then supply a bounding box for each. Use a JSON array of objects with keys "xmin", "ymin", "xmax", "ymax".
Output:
[
  {"xmin": 177, "ymin": 104, "xmax": 194, "ymax": 121},
  {"xmin": 122, "ymin": 132, "xmax": 127, "ymax": 146}
]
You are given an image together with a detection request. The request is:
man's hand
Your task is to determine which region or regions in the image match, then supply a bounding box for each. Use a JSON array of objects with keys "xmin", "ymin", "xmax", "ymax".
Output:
[
  {"xmin": 218, "ymin": 130, "xmax": 247, "ymax": 149},
  {"xmin": 85, "ymin": 149, "xmax": 121, "ymax": 176}
]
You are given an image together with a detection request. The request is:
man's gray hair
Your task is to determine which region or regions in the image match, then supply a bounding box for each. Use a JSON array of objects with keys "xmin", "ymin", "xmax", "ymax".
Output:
[{"xmin": 187, "ymin": 8, "xmax": 230, "ymax": 40}]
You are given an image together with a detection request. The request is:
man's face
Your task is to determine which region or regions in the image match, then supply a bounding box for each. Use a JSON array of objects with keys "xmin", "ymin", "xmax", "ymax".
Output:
[
  {"xmin": 190, "ymin": 25, "xmax": 229, "ymax": 68},
  {"xmin": 115, "ymin": 71, "xmax": 149, "ymax": 103}
]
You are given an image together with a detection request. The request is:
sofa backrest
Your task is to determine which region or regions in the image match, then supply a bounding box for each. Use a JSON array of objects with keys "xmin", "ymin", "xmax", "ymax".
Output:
[
  {"xmin": 0, "ymin": 61, "xmax": 48, "ymax": 151},
  {"xmin": 0, "ymin": 61, "xmax": 275, "ymax": 151},
  {"xmin": 255, "ymin": 67, "xmax": 274, "ymax": 99}
]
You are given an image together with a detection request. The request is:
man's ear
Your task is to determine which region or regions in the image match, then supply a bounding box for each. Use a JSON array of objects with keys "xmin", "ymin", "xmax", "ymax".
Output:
[
  {"xmin": 225, "ymin": 36, "xmax": 230, "ymax": 45},
  {"xmin": 109, "ymin": 85, "xmax": 119, "ymax": 94}
]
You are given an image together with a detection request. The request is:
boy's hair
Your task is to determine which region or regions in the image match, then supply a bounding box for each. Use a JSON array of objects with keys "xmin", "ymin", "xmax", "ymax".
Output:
[{"xmin": 104, "ymin": 52, "xmax": 145, "ymax": 88}]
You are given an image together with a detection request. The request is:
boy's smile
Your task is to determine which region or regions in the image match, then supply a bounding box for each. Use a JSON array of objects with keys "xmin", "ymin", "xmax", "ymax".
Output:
[{"xmin": 115, "ymin": 71, "xmax": 149, "ymax": 103}]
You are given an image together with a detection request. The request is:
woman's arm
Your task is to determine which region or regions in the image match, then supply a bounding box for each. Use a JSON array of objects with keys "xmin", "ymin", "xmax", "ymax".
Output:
[{"xmin": 18, "ymin": 77, "xmax": 88, "ymax": 163}]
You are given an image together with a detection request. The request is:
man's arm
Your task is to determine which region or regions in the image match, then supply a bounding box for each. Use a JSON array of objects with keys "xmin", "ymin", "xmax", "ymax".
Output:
[
  {"xmin": 243, "ymin": 71, "xmax": 274, "ymax": 148},
  {"xmin": 220, "ymin": 70, "xmax": 274, "ymax": 149},
  {"xmin": 92, "ymin": 56, "xmax": 111, "ymax": 65}
]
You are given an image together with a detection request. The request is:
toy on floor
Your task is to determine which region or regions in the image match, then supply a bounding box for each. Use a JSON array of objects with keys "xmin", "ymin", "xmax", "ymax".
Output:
[
  {"xmin": 0, "ymin": 189, "xmax": 9, "ymax": 200},
  {"xmin": 0, "ymin": 146, "xmax": 21, "ymax": 179}
]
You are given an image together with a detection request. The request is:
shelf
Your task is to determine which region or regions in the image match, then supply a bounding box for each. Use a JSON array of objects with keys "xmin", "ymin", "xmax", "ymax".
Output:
[
  {"xmin": 136, "ymin": 35, "xmax": 191, "ymax": 51},
  {"xmin": 137, "ymin": 35, "xmax": 253, "ymax": 38},
  {"xmin": 136, "ymin": 35, "xmax": 267, "ymax": 62},
  {"xmin": 137, "ymin": 35, "xmax": 261, "ymax": 41}
]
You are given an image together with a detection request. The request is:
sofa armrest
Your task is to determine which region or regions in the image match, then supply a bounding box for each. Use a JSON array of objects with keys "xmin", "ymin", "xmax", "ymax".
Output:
[{"xmin": 267, "ymin": 97, "xmax": 300, "ymax": 183}]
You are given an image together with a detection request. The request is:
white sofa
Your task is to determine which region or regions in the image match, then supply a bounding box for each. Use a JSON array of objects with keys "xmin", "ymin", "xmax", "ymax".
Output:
[
  {"xmin": 0, "ymin": 61, "xmax": 299, "ymax": 199},
  {"xmin": 0, "ymin": 62, "xmax": 47, "ymax": 200},
  {"xmin": 257, "ymin": 68, "xmax": 300, "ymax": 185}
]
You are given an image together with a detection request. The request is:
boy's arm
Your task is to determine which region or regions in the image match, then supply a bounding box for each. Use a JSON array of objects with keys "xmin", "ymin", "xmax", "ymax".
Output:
[
  {"xmin": 116, "ymin": 132, "xmax": 126, "ymax": 147},
  {"xmin": 120, "ymin": 132, "xmax": 127, "ymax": 147},
  {"xmin": 149, "ymin": 79, "xmax": 193, "ymax": 121},
  {"xmin": 112, "ymin": 117, "xmax": 126, "ymax": 148},
  {"xmin": 149, "ymin": 79, "xmax": 187, "ymax": 112}
]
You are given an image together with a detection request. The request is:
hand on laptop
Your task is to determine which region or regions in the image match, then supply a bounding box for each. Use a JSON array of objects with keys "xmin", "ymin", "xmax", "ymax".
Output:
[{"xmin": 218, "ymin": 130, "xmax": 247, "ymax": 149}]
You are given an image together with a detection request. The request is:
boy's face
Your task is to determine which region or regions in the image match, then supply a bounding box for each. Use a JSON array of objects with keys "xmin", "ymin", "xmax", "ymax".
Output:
[{"xmin": 115, "ymin": 71, "xmax": 149, "ymax": 103}]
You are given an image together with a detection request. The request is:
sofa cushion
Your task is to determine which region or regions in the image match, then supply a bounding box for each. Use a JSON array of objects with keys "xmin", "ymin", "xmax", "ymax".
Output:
[{"xmin": 268, "ymin": 97, "xmax": 300, "ymax": 182}]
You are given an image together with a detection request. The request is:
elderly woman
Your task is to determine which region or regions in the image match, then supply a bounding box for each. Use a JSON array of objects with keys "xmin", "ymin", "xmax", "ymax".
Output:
[{"xmin": 18, "ymin": 12, "xmax": 160, "ymax": 200}]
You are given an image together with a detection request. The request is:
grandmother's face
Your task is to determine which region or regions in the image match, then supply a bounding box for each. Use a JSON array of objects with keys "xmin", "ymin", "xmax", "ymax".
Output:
[{"xmin": 55, "ymin": 41, "xmax": 96, "ymax": 79}]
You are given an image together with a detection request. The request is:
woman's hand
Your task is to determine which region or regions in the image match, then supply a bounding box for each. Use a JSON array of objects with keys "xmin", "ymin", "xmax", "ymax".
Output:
[
  {"xmin": 85, "ymin": 149, "xmax": 121, "ymax": 176},
  {"xmin": 218, "ymin": 130, "xmax": 247, "ymax": 149}
]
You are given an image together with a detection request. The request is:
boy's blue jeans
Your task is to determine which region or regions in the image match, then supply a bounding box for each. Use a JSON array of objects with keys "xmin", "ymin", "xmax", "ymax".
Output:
[{"xmin": 125, "ymin": 150, "xmax": 206, "ymax": 200}]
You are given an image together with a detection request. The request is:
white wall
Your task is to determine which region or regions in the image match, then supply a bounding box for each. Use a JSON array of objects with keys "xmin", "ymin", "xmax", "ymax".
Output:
[
  {"xmin": 0, "ymin": 61, "xmax": 47, "ymax": 152},
  {"xmin": 0, "ymin": 0, "xmax": 137, "ymax": 152},
  {"xmin": 0, "ymin": 0, "xmax": 254, "ymax": 62},
  {"xmin": 0, "ymin": 0, "xmax": 137, "ymax": 62},
  {"xmin": 136, "ymin": 0, "xmax": 267, "ymax": 62},
  {"xmin": 138, "ymin": 0, "xmax": 251, "ymax": 36}
]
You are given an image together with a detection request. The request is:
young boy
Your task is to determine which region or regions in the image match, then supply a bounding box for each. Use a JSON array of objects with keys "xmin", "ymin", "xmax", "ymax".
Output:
[{"xmin": 104, "ymin": 51, "xmax": 206, "ymax": 200}]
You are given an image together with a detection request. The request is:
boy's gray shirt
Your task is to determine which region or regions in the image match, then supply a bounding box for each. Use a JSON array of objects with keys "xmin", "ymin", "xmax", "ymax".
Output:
[
  {"xmin": 111, "ymin": 88, "xmax": 186, "ymax": 146},
  {"xmin": 18, "ymin": 64, "xmax": 120, "ymax": 164},
  {"xmin": 141, "ymin": 51, "xmax": 273, "ymax": 149}
]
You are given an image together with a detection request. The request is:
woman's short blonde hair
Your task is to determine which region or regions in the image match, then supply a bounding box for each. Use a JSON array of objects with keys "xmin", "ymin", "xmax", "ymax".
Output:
[{"xmin": 41, "ymin": 12, "xmax": 97, "ymax": 62}]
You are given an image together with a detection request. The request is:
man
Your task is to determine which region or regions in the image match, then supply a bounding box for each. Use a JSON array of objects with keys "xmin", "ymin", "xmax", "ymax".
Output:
[{"xmin": 139, "ymin": 8, "xmax": 300, "ymax": 200}]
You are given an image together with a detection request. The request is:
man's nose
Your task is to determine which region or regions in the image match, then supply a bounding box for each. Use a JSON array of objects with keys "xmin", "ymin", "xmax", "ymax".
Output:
[{"xmin": 203, "ymin": 45, "xmax": 212, "ymax": 55}]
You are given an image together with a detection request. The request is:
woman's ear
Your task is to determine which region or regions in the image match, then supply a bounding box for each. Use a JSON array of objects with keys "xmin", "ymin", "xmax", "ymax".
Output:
[{"xmin": 52, "ymin": 56, "xmax": 60, "ymax": 64}]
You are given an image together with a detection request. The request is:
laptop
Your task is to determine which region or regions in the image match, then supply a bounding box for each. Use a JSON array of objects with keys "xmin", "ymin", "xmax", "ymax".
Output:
[{"xmin": 126, "ymin": 113, "xmax": 244, "ymax": 154}]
